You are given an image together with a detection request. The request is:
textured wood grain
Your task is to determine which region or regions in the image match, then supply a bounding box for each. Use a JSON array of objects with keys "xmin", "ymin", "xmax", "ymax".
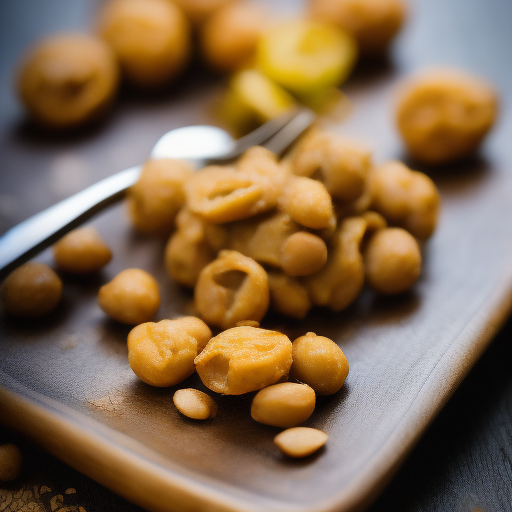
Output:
[{"xmin": 1, "ymin": 0, "xmax": 512, "ymax": 511}]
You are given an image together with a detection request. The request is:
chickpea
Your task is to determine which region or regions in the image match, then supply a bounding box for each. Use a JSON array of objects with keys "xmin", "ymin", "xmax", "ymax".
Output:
[
  {"xmin": 128, "ymin": 159, "xmax": 192, "ymax": 234},
  {"xmin": 200, "ymin": 1, "xmax": 267, "ymax": 73},
  {"xmin": 173, "ymin": 0, "xmax": 237, "ymax": 26},
  {"xmin": 98, "ymin": 0, "xmax": 191, "ymax": 89},
  {"xmin": 195, "ymin": 251, "xmax": 269, "ymax": 329},
  {"xmin": 194, "ymin": 325, "xmax": 293, "ymax": 395},
  {"xmin": 251, "ymin": 383, "xmax": 316, "ymax": 428},
  {"xmin": 360, "ymin": 211, "xmax": 387, "ymax": 234},
  {"xmin": 370, "ymin": 160, "xmax": 441, "ymax": 239},
  {"xmin": 280, "ymin": 232, "xmax": 328, "ymax": 277},
  {"xmin": 274, "ymin": 427, "xmax": 328, "ymax": 458},
  {"xmin": 267, "ymin": 271, "xmax": 312, "ymax": 320},
  {"xmin": 53, "ymin": 226, "xmax": 112, "ymax": 274},
  {"xmin": 0, "ymin": 444, "xmax": 23, "ymax": 481},
  {"xmin": 17, "ymin": 33, "xmax": 119, "ymax": 129},
  {"xmin": 305, "ymin": 216, "xmax": 366, "ymax": 311},
  {"xmin": 291, "ymin": 332, "xmax": 349, "ymax": 395},
  {"xmin": 309, "ymin": 0, "xmax": 407, "ymax": 57},
  {"xmin": 280, "ymin": 176, "xmax": 333, "ymax": 229},
  {"xmin": 2, "ymin": 263, "xmax": 62, "ymax": 318},
  {"xmin": 396, "ymin": 69, "xmax": 498, "ymax": 165},
  {"xmin": 364, "ymin": 227, "xmax": 421, "ymax": 295},
  {"xmin": 128, "ymin": 317, "xmax": 211, "ymax": 386},
  {"xmin": 98, "ymin": 268, "xmax": 160, "ymax": 324},
  {"xmin": 173, "ymin": 389, "xmax": 217, "ymax": 419}
]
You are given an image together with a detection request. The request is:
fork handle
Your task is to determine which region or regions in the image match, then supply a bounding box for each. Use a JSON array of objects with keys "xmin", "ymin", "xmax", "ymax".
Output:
[{"xmin": 0, "ymin": 166, "xmax": 141, "ymax": 281}]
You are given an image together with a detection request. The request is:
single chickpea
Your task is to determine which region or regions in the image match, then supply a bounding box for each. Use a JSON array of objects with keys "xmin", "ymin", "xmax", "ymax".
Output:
[
  {"xmin": 267, "ymin": 271, "xmax": 312, "ymax": 320},
  {"xmin": 128, "ymin": 317, "xmax": 211, "ymax": 386},
  {"xmin": 128, "ymin": 159, "xmax": 192, "ymax": 234},
  {"xmin": 280, "ymin": 176, "xmax": 333, "ymax": 230},
  {"xmin": 195, "ymin": 251, "xmax": 269, "ymax": 329},
  {"xmin": 98, "ymin": 268, "xmax": 160, "ymax": 324},
  {"xmin": 309, "ymin": 0, "xmax": 407, "ymax": 57},
  {"xmin": 305, "ymin": 216, "xmax": 366, "ymax": 311},
  {"xmin": 291, "ymin": 332, "xmax": 349, "ymax": 395},
  {"xmin": 2, "ymin": 263, "xmax": 62, "ymax": 318},
  {"xmin": 274, "ymin": 427, "xmax": 328, "ymax": 458},
  {"xmin": 396, "ymin": 68, "xmax": 498, "ymax": 165},
  {"xmin": 200, "ymin": 1, "xmax": 267, "ymax": 73},
  {"xmin": 0, "ymin": 444, "xmax": 23, "ymax": 481},
  {"xmin": 363, "ymin": 227, "xmax": 421, "ymax": 295},
  {"xmin": 194, "ymin": 325, "xmax": 293, "ymax": 395},
  {"xmin": 173, "ymin": 0, "xmax": 238, "ymax": 26},
  {"xmin": 53, "ymin": 226, "xmax": 112, "ymax": 274},
  {"xmin": 173, "ymin": 389, "xmax": 217, "ymax": 419},
  {"xmin": 98, "ymin": 0, "xmax": 191, "ymax": 89},
  {"xmin": 251, "ymin": 383, "xmax": 316, "ymax": 428},
  {"xmin": 17, "ymin": 33, "xmax": 119, "ymax": 129},
  {"xmin": 280, "ymin": 232, "xmax": 328, "ymax": 277},
  {"xmin": 370, "ymin": 160, "xmax": 441, "ymax": 240}
]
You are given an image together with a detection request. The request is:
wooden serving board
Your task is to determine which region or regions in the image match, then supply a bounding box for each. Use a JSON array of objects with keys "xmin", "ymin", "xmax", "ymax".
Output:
[{"xmin": 1, "ymin": 0, "xmax": 512, "ymax": 511}]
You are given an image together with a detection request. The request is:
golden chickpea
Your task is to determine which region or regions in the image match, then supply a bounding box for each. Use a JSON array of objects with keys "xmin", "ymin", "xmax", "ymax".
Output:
[
  {"xmin": 195, "ymin": 251, "xmax": 269, "ymax": 329},
  {"xmin": 17, "ymin": 33, "xmax": 119, "ymax": 129},
  {"xmin": 363, "ymin": 227, "xmax": 421, "ymax": 295},
  {"xmin": 98, "ymin": 268, "xmax": 160, "ymax": 324},
  {"xmin": 98, "ymin": 0, "xmax": 191, "ymax": 89},
  {"xmin": 0, "ymin": 444, "xmax": 23, "ymax": 481},
  {"xmin": 173, "ymin": 389, "xmax": 217, "ymax": 419},
  {"xmin": 291, "ymin": 332, "xmax": 349, "ymax": 395},
  {"xmin": 53, "ymin": 226, "xmax": 112, "ymax": 274},
  {"xmin": 274, "ymin": 427, "xmax": 328, "ymax": 458},
  {"xmin": 396, "ymin": 69, "xmax": 498, "ymax": 165},
  {"xmin": 200, "ymin": 1, "xmax": 267, "ymax": 73},
  {"xmin": 305, "ymin": 216, "xmax": 366, "ymax": 311},
  {"xmin": 128, "ymin": 159, "xmax": 192, "ymax": 234},
  {"xmin": 280, "ymin": 232, "xmax": 328, "ymax": 277},
  {"xmin": 2, "ymin": 263, "xmax": 62, "ymax": 318},
  {"xmin": 280, "ymin": 176, "xmax": 333, "ymax": 229},
  {"xmin": 267, "ymin": 271, "xmax": 312, "ymax": 320},
  {"xmin": 128, "ymin": 317, "xmax": 211, "ymax": 386},
  {"xmin": 370, "ymin": 160, "xmax": 441, "ymax": 239},
  {"xmin": 173, "ymin": 0, "xmax": 237, "ymax": 26},
  {"xmin": 309, "ymin": 0, "xmax": 407, "ymax": 56},
  {"xmin": 195, "ymin": 325, "xmax": 292, "ymax": 394},
  {"xmin": 251, "ymin": 383, "xmax": 316, "ymax": 428}
]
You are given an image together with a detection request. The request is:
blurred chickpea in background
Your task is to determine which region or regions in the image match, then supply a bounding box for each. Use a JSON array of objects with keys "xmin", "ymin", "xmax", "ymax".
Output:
[
  {"xmin": 309, "ymin": 0, "xmax": 407, "ymax": 57},
  {"xmin": 18, "ymin": 33, "xmax": 119, "ymax": 129},
  {"xmin": 173, "ymin": 0, "xmax": 238, "ymax": 26},
  {"xmin": 98, "ymin": 0, "xmax": 191, "ymax": 89},
  {"xmin": 2, "ymin": 263, "xmax": 62, "ymax": 318},
  {"xmin": 396, "ymin": 68, "xmax": 498, "ymax": 165}
]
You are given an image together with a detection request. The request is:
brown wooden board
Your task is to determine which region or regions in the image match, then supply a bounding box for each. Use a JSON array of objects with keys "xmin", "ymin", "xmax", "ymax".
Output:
[{"xmin": 1, "ymin": 0, "xmax": 512, "ymax": 511}]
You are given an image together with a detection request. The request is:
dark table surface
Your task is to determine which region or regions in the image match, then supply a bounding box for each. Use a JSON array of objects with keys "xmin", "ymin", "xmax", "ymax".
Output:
[{"xmin": 1, "ymin": 1, "xmax": 511, "ymax": 511}]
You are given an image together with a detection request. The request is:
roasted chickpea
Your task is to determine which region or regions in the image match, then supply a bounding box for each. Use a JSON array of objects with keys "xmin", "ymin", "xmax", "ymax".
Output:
[
  {"xmin": 17, "ymin": 33, "xmax": 119, "ymax": 129},
  {"xmin": 370, "ymin": 160, "xmax": 441, "ymax": 239},
  {"xmin": 274, "ymin": 427, "xmax": 328, "ymax": 458},
  {"xmin": 280, "ymin": 232, "xmax": 328, "ymax": 276},
  {"xmin": 396, "ymin": 69, "xmax": 498, "ymax": 165},
  {"xmin": 2, "ymin": 263, "xmax": 62, "ymax": 318},
  {"xmin": 195, "ymin": 251, "xmax": 269, "ymax": 329},
  {"xmin": 267, "ymin": 271, "xmax": 312, "ymax": 320},
  {"xmin": 194, "ymin": 325, "xmax": 292, "ymax": 394},
  {"xmin": 98, "ymin": 268, "xmax": 160, "ymax": 324},
  {"xmin": 309, "ymin": 0, "xmax": 407, "ymax": 56},
  {"xmin": 0, "ymin": 444, "xmax": 23, "ymax": 481},
  {"xmin": 291, "ymin": 332, "xmax": 349, "ymax": 395},
  {"xmin": 128, "ymin": 159, "xmax": 192, "ymax": 234},
  {"xmin": 173, "ymin": 388, "xmax": 217, "ymax": 419},
  {"xmin": 173, "ymin": 0, "xmax": 237, "ymax": 26},
  {"xmin": 98, "ymin": 0, "xmax": 191, "ymax": 89},
  {"xmin": 280, "ymin": 176, "xmax": 333, "ymax": 229},
  {"xmin": 305, "ymin": 216, "xmax": 366, "ymax": 311},
  {"xmin": 200, "ymin": 1, "xmax": 267, "ymax": 73},
  {"xmin": 128, "ymin": 317, "xmax": 211, "ymax": 386},
  {"xmin": 53, "ymin": 226, "xmax": 112, "ymax": 274},
  {"xmin": 251, "ymin": 383, "xmax": 316, "ymax": 428},
  {"xmin": 364, "ymin": 227, "xmax": 421, "ymax": 295}
]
